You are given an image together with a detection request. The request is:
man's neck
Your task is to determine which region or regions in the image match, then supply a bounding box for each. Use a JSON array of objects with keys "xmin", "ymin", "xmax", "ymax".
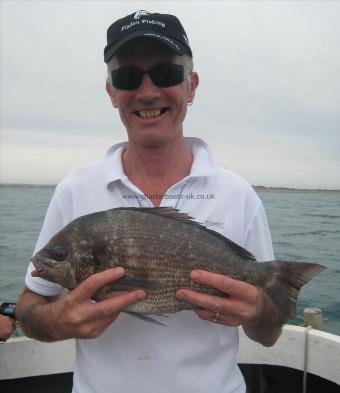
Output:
[{"xmin": 122, "ymin": 137, "xmax": 192, "ymax": 206}]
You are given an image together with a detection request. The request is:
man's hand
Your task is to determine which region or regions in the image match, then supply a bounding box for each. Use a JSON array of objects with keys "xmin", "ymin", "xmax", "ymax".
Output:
[
  {"xmin": 0, "ymin": 315, "xmax": 16, "ymax": 341},
  {"xmin": 176, "ymin": 270, "xmax": 283, "ymax": 346},
  {"xmin": 16, "ymin": 267, "xmax": 146, "ymax": 342}
]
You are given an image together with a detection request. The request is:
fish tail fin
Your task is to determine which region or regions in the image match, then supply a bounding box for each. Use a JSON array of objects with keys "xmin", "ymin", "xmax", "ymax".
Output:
[{"xmin": 262, "ymin": 261, "xmax": 326, "ymax": 320}]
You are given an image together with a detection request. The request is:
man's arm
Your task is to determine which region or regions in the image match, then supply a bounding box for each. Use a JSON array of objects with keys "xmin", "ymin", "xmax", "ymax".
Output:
[
  {"xmin": 241, "ymin": 287, "xmax": 283, "ymax": 347},
  {"xmin": 176, "ymin": 270, "xmax": 283, "ymax": 347},
  {"xmin": 16, "ymin": 268, "xmax": 146, "ymax": 342}
]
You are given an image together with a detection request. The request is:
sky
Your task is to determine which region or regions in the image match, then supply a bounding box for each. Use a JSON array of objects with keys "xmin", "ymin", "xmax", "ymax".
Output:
[{"xmin": 1, "ymin": 0, "xmax": 340, "ymax": 189}]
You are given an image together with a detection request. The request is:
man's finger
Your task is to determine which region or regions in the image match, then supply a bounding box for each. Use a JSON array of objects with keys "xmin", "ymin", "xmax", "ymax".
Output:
[
  {"xmin": 91, "ymin": 290, "xmax": 146, "ymax": 319},
  {"xmin": 73, "ymin": 267, "xmax": 125, "ymax": 302},
  {"xmin": 177, "ymin": 288, "xmax": 229, "ymax": 313},
  {"xmin": 190, "ymin": 270, "xmax": 255, "ymax": 299}
]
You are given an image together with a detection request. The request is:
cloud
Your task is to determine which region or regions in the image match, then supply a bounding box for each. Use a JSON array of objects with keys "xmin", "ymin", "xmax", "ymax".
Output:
[
  {"xmin": 1, "ymin": 1, "xmax": 340, "ymax": 188},
  {"xmin": 0, "ymin": 128, "xmax": 123, "ymax": 184}
]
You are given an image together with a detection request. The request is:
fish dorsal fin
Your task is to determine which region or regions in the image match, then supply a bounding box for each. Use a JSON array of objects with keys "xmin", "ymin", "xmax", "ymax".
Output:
[
  {"xmin": 116, "ymin": 207, "xmax": 256, "ymax": 262},
  {"xmin": 208, "ymin": 231, "xmax": 257, "ymax": 261}
]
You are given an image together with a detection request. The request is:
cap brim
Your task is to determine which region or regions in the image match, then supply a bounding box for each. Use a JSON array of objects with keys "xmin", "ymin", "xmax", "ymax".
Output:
[{"xmin": 104, "ymin": 30, "xmax": 188, "ymax": 63}]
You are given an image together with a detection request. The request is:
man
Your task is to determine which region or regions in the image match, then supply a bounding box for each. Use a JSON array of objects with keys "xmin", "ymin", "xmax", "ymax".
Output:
[{"xmin": 16, "ymin": 11, "xmax": 283, "ymax": 393}]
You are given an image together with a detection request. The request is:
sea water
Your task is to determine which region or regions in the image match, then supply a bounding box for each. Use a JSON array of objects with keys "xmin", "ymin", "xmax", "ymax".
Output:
[
  {"xmin": 0, "ymin": 185, "xmax": 339, "ymax": 334},
  {"xmin": 259, "ymin": 190, "xmax": 340, "ymax": 335}
]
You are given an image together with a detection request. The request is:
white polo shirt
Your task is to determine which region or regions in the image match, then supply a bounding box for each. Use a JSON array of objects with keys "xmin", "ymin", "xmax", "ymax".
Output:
[{"xmin": 26, "ymin": 137, "xmax": 274, "ymax": 393}]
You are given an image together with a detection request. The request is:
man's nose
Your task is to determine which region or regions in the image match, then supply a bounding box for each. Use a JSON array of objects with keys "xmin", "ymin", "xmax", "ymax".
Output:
[{"xmin": 135, "ymin": 73, "xmax": 161, "ymax": 101}]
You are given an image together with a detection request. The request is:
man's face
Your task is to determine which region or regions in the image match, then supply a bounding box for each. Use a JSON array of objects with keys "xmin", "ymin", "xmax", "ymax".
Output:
[{"xmin": 106, "ymin": 39, "xmax": 198, "ymax": 148}]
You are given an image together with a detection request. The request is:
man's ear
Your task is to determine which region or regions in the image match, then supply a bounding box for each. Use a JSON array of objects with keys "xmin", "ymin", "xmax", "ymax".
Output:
[
  {"xmin": 106, "ymin": 80, "xmax": 118, "ymax": 108},
  {"xmin": 187, "ymin": 72, "xmax": 199, "ymax": 104}
]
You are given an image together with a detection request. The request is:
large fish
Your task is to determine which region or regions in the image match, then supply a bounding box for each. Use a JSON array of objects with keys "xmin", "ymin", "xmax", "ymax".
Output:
[{"xmin": 31, "ymin": 207, "xmax": 325, "ymax": 320}]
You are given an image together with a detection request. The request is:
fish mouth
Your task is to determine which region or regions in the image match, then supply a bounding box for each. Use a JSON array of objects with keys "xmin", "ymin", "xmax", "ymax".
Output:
[
  {"xmin": 31, "ymin": 253, "xmax": 77, "ymax": 289},
  {"xmin": 31, "ymin": 254, "xmax": 58, "ymax": 277}
]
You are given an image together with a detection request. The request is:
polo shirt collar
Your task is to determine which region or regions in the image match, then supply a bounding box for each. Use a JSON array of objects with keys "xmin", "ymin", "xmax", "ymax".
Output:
[
  {"xmin": 104, "ymin": 137, "xmax": 217, "ymax": 186},
  {"xmin": 187, "ymin": 137, "xmax": 217, "ymax": 178}
]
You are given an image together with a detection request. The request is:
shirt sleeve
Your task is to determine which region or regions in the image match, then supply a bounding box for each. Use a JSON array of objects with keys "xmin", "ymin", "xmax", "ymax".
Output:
[
  {"xmin": 25, "ymin": 188, "xmax": 67, "ymax": 297},
  {"xmin": 244, "ymin": 201, "xmax": 275, "ymax": 262}
]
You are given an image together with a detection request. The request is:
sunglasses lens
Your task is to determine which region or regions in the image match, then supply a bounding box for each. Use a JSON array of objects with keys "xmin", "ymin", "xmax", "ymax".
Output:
[
  {"xmin": 111, "ymin": 64, "xmax": 185, "ymax": 90},
  {"xmin": 150, "ymin": 64, "xmax": 185, "ymax": 87},
  {"xmin": 111, "ymin": 68, "xmax": 143, "ymax": 90}
]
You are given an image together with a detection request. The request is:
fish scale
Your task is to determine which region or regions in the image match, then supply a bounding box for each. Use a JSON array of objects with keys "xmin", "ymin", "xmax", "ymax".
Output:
[{"xmin": 31, "ymin": 207, "xmax": 325, "ymax": 320}]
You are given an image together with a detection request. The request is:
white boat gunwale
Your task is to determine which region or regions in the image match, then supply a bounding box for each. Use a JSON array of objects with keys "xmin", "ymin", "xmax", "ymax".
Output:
[{"xmin": 1, "ymin": 324, "xmax": 339, "ymax": 386}]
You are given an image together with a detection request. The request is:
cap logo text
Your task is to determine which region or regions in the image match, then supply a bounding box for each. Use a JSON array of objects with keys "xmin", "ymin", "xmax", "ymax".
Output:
[{"xmin": 121, "ymin": 18, "xmax": 165, "ymax": 32}]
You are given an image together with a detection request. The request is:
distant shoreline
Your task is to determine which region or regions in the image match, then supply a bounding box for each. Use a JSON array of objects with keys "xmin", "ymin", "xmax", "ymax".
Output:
[
  {"xmin": 1, "ymin": 183, "xmax": 339, "ymax": 193},
  {"xmin": 0, "ymin": 183, "xmax": 56, "ymax": 189},
  {"xmin": 253, "ymin": 186, "xmax": 340, "ymax": 193}
]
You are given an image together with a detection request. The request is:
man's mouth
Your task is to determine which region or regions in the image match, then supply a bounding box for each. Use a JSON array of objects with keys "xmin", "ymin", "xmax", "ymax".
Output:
[{"xmin": 134, "ymin": 108, "xmax": 169, "ymax": 119}]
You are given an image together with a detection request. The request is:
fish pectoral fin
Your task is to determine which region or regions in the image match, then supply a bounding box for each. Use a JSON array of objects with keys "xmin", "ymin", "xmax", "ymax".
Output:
[
  {"xmin": 114, "ymin": 276, "xmax": 160, "ymax": 290},
  {"xmin": 124, "ymin": 311, "xmax": 166, "ymax": 326}
]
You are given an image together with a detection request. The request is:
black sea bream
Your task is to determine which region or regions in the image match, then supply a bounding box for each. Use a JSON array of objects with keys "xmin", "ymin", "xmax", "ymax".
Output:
[{"xmin": 31, "ymin": 207, "xmax": 325, "ymax": 320}]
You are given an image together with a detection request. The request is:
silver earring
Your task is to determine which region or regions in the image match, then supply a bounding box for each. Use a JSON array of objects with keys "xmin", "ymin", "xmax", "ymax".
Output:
[{"xmin": 187, "ymin": 101, "xmax": 193, "ymax": 106}]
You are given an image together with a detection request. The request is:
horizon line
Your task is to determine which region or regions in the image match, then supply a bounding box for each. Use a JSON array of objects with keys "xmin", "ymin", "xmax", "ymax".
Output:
[{"xmin": 1, "ymin": 183, "xmax": 339, "ymax": 193}]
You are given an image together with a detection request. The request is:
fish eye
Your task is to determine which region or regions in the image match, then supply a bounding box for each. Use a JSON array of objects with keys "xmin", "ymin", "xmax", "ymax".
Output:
[{"xmin": 53, "ymin": 246, "xmax": 67, "ymax": 261}]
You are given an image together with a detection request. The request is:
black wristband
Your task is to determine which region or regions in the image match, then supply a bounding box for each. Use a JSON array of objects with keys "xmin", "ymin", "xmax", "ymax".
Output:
[{"xmin": 0, "ymin": 303, "xmax": 16, "ymax": 320}]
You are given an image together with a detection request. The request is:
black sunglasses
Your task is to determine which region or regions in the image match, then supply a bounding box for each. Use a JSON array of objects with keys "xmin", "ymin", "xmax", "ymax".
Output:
[{"xmin": 111, "ymin": 64, "xmax": 185, "ymax": 91}]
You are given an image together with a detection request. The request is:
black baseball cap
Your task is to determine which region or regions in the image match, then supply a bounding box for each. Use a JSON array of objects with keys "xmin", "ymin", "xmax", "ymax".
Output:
[{"xmin": 104, "ymin": 10, "xmax": 192, "ymax": 63}]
